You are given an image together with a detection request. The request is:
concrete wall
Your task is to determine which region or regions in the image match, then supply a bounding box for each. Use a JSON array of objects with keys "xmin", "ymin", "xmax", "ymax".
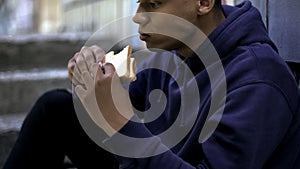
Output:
[
  {"xmin": 268, "ymin": 0, "xmax": 300, "ymax": 62},
  {"xmin": 236, "ymin": 0, "xmax": 300, "ymax": 63}
]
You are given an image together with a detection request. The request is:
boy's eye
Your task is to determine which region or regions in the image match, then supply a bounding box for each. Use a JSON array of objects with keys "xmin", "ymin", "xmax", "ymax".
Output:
[{"xmin": 136, "ymin": 0, "xmax": 162, "ymax": 9}]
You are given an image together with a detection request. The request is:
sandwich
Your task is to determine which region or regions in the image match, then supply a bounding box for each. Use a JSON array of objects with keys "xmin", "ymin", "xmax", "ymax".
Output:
[{"xmin": 104, "ymin": 45, "xmax": 136, "ymax": 83}]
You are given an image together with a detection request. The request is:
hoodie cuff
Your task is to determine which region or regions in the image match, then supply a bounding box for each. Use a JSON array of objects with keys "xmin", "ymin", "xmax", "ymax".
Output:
[{"xmin": 102, "ymin": 115, "xmax": 169, "ymax": 167}]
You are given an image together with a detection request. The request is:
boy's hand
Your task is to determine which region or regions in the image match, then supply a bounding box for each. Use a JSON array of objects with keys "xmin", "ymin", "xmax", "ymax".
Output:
[
  {"xmin": 73, "ymin": 46, "xmax": 134, "ymax": 136},
  {"xmin": 68, "ymin": 45, "xmax": 106, "ymax": 85}
]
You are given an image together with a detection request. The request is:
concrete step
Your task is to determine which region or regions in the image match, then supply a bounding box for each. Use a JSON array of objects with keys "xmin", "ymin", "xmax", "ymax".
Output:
[
  {"xmin": 0, "ymin": 114, "xmax": 77, "ymax": 168},
  {"xmin": 0, "ymin": 33, "xmax": 89, "ymax": 72},
  {"xmin": 0, "ymin": 68, "xmax": 71, "ymax": 115},
  {"xmin": 0, "ymin": 130, "xmax": 19, "ymax": 168},
  {"xmin": 0, "ymin": 33, "xmax": 88, "ymax": 115},
  {"xmin": 0, "ymin": 113, "xmax": 25, "ymax": 168}
]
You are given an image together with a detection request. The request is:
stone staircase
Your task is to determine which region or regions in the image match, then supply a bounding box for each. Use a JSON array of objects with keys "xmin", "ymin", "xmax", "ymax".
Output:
[
  {"xmin": 0, "ymin": 33, "xmax": 92, "ymax": 168},
  {"xmin": 0, "ymin": 32, "xmax": 145, "ymax": 168}
]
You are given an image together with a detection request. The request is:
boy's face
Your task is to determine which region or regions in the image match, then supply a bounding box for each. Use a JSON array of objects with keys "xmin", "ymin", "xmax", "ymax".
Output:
[{"xmin": 133, "ymin": 0, "xmax": 201, "ymax": 54}]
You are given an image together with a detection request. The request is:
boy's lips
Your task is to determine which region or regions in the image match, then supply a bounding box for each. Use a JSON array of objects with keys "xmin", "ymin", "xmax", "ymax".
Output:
[{"xmin": 139, "ymin": 33, "xmax": 150, "ymax": 41}]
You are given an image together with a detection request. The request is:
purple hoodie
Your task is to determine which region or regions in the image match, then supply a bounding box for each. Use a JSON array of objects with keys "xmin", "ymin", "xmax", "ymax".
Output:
[{"xmin": 103, "ymin": 1, "xmax": 300, "ymax": 168}]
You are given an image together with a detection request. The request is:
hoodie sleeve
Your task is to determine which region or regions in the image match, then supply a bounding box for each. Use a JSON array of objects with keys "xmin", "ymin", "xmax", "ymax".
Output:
[
  {"xmin": 102, "ymin": 81, "xmax": 294, "ymax": 169},
  {"xmin": 102, "ymin": 115, "xmax": 202, "ymax": 169}
]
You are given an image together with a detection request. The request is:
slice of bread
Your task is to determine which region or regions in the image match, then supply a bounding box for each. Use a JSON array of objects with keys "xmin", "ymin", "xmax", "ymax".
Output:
[{"xmin": 104, "ymin": 45, "xmax": 136, "ymax": 83}]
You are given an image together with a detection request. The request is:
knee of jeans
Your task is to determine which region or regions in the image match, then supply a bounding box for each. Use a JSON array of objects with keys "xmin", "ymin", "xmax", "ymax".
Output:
[
  {"xmin": 23, "ymin": 89, "xmax": 74, "ymax": 127},
  {"xmin": 36, "ymin": 89, "xmax": 73, "ymax": 111}
]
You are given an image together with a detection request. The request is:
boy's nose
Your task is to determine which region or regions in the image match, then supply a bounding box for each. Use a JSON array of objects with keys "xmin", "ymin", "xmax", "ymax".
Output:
[{"xmin": 132, "ymin": 11, "xmax": 149, "ymax": 25}]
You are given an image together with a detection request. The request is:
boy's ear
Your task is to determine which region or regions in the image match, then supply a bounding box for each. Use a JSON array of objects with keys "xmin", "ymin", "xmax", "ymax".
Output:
[{"xmin": 197, "ymin": 0, "xmax": 215, "ymax": 15}]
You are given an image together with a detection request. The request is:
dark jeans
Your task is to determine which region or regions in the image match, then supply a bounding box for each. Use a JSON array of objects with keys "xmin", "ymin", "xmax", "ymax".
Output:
[{"xmin": 3, "ymin": 89, "xmax": 119, "ymax": 169}]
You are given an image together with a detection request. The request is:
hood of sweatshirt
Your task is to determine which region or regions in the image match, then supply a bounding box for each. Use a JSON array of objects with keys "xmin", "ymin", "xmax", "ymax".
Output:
[
  {"xmin": 177, "ymin": 1, "xmax": 279, "ymax": 82},
  {"xmin": 209, "ymin": 1, "xmax": 278, "ymax": 58}
]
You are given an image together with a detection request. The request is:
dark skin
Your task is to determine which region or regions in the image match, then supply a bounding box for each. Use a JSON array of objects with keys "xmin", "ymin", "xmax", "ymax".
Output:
[{"xmin": 68, "ymin": 0, "xmax": 225, "ymax": 136}]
